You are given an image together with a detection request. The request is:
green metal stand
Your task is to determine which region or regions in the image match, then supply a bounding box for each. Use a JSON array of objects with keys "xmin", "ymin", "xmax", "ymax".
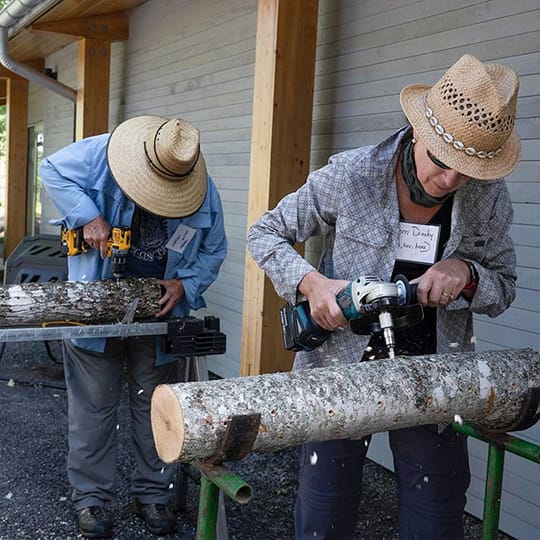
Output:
[
  {"xmin": 453, "ymin": 422, "xmax": 540, "ymax": 540},
  {"xmin": 192, "ymin": 422, "xmax": 539, "ymax": 539},
  {"xmin": 195, "ymin": 462, "xmax": 253, "ymax": 540}
]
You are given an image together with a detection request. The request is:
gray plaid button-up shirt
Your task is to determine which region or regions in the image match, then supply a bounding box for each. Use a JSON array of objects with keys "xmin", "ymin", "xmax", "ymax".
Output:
[{"xmin": 247, "ymin": 127, "xmax": 516, "ymax": 370}]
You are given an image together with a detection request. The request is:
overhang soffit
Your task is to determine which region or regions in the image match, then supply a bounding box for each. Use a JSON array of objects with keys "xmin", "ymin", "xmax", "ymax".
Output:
[{"xmin": 31, "ymin": 10, "xmax": 129, "ymax": 42}]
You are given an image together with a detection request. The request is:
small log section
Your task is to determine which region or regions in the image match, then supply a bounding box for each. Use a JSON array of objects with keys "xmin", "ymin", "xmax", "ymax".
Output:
[
  {"xmin": 151, "ymin": 349, "xmax": 540, "ymax": 463},
  {"xmin": 0, "ymin": 278, "xmax": 162, "ymax": 326}
]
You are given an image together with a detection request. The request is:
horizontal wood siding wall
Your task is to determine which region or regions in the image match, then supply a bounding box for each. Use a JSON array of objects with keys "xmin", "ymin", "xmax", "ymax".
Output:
[
  {"xmin": 39, "ymin": 1, "xmax": 256, "ymax": 380},
  {"xmin": 124, "ymin": 0, "xmax": 257, "ymax": 379},
  {"xmin": 40, "ymin": 41, "xmax": 125, "ymax": 236},
  {"xmin": 311, "ymin": 1, "xmax": 539, "ymax": 537},
  {"xmin": 39, "ymin": 43, "xmax": 77, "ymax": 236},
  {"xmin": 36, "ymin": 1, "xmax": 538, "ymax": 536}
]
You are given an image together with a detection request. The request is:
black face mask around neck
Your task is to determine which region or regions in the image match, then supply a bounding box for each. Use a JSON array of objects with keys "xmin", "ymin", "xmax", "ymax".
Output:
[{"xmin": 401, "ymin": 135, "xmax": 453, "ymax": 208}]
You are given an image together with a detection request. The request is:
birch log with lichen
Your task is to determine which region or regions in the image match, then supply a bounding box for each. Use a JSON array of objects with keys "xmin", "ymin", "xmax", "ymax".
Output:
[
  {"xmin": 151, "ymin": 349, "xmax": 540, "ymax": 463},
  {"xmin": 0, "ymin": 277, "xmax": 162, "ymax": 325}
]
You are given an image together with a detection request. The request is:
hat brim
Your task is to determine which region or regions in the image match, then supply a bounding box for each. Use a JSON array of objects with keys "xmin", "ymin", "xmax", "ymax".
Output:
[
  {"xmin": 400, "ymin": 85, "xmax": 520, "ymax": 180},
  {"xmin": 107, "ymin": 116, "xmax": 208, "ymax": 217}
]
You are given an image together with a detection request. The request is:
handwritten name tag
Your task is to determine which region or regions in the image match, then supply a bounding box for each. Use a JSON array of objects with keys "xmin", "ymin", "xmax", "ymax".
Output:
[
  {"xmin": 166, "ymin": 224, "xmax": 196, "ymax": 254},
  {"xmin": 396, "ymin": 222, "xmax": 440, "ymax": 265}
]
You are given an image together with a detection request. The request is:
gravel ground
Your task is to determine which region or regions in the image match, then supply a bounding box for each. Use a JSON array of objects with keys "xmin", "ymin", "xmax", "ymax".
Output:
[{"xmin": 0, "ymin": 341, "xmax": 513, "ymax": 539}]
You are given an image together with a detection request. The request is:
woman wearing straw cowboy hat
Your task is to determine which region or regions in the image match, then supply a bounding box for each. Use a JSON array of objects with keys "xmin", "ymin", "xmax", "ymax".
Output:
[
  {"xmin": 247, "ymin": 54, "xmax": 519, "ymax": 539},
  {"xmin": 40, "ymin": 116, "xmax": 227, "ymax": 538}
]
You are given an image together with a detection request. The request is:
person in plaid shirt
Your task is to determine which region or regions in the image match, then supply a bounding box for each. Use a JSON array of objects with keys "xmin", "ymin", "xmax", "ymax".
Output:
[{"xmin": 247, "ymin": 54, "xmax": 519, "ymax": 539}]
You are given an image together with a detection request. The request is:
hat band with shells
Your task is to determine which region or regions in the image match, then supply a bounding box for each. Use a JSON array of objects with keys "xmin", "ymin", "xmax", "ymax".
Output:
[
  {"xmin": 424, "ymin": 96, "xmax": 502, "ymax": 160},
  {"xmin": 143, "ymin": 121, "xmax": 201, "ymax": 179}
]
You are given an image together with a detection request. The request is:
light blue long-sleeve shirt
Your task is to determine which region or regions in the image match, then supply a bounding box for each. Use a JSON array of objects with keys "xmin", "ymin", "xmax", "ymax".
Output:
[{"xmin": 39, "ymin": 133, "xmax": 227, "ymax": 360}]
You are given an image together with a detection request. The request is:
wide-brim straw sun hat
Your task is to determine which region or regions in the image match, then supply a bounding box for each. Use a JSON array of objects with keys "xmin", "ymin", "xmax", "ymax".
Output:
[
  {"xmin": 107, "ymin": 116, "xmax": 208, "ymax": 217},
  {"xmin": 400, "ymin": 54, "xmax": 520, "ymax": 180}
]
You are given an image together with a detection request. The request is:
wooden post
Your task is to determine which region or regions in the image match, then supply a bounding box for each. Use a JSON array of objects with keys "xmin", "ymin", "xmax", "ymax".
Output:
[
  {"xmin": 240, "ymin": 0, "xmax": 319, "ymax": 376},
  {"xmin": 151, "ymin": 349, "xmax": 540, "ymax": 463},
  {"xmin": 76, "ymin": 37, "xmax": 111, "ymax": 140},
  {"xmin": 0, "ymin": 79, "xmax": 6, "ymax": 106},
  {"xmin": 4, "ymin": 75, "xmax": 29, "ymax": 259}
]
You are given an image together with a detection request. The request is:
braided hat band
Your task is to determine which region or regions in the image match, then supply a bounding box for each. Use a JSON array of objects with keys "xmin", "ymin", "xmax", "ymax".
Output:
[
  {"xmin": 400, "ymin": 54, "xmax": 520, "ymax": 180},
  {"xmin": 107, "ymin": 116, "xmax": 207, "ymax": 217}
]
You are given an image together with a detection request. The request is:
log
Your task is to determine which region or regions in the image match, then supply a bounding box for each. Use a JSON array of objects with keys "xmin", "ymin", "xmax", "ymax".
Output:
[
  {"xmin": 0, "ymin": 277, "xmax": 162, "ymax": 326},
  {"xmin": 151, "ymin": 349, "xmax": 540, "ymax": 463}
]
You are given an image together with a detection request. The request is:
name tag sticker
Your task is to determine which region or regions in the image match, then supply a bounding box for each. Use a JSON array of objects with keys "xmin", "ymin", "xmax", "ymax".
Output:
[
  {"xmin": 166, "ymin": 224, "xmax": 196, "ymax": 254},
  {"xmin": 396, "ymin": 222, "xmax": 441, "ymax": 265}
]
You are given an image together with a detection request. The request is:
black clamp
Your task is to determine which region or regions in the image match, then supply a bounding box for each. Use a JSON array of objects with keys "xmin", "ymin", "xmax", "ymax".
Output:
[
  {"xmin": 166, "ymin": 316, "xmax": 226, "ymax": 356},
  {"xmin": 208, "ymin": 413, "xmax": 262, "ymax": 464}
]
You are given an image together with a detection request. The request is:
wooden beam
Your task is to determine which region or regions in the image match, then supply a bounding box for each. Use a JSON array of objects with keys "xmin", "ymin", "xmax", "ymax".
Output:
[
  {"xmin": 31, "ymin": 11, "xmax": 129, "ymax": 42},
  {"xmin": 240, "ymin": 0, "xmax": 318, "ymax": 376},
  {"xmin": 0, "ymin": 60, "xmax": 43, "ymax": 80},
  {"xmin": 4, "ymin": 78, "xmax": 29, "ymax": 258},
  {"xmin": 23, "ymin": 59, "xmax": 45, "ymax": 72},
  {"xmin": 0, "ymin": 66, "xmax": 23, "ymax": 79},
  {"xmin": 75, "ymin": 38, "xmax": 110, "ymax": 140}
]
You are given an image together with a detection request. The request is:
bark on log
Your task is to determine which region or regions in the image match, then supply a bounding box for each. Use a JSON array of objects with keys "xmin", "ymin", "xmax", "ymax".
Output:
[
  {"xmin": 0, "ymin": 278, "xmax": 162, "ymax": 326},
  {"xmin": 151, "ymin": 349, "xmax": 540, "ymax": 463}
]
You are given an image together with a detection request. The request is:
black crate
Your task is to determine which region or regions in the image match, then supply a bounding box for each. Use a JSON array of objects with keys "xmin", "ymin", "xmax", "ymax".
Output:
[{"xmin": 3, "ymin": 234, "xmax": 67, "ymax": 285}]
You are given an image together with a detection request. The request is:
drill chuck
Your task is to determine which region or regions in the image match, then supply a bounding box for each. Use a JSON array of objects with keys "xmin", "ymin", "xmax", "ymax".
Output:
[
  {"xmin": 378, "ymin": 310, "xmax": 396, "ymax": 359},
  {"xmin": 111, "ymin": 251, "xmax": 129, "ymax": 279}
]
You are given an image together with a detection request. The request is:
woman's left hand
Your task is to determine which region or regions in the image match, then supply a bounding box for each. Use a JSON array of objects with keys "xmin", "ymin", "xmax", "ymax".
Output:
[
  {"xmin": 156, "ymin": 279, "xmax": 185, "ymax": 317},
  {"xmin": 413, "ymin": 258, "xmax": 470, "ymax": 307}
]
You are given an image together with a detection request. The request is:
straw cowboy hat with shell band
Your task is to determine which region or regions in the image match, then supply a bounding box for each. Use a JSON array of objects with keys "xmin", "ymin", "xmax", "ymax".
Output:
[
  {"xmin": 107, "ymin": 116, "xmax": 208, "ymax": 218},
  {"xmin": 400, "ymin": 53, "xmax": 520, "ymax": 180}
]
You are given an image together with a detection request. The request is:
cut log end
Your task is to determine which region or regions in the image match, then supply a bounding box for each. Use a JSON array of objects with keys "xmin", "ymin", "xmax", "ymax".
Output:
[{"xmin": 151, "ymin": 384, "xmax": 185, "ymax": 463}]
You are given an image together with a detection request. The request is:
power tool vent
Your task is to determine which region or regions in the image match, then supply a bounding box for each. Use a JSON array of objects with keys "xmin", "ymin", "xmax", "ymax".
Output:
[{"xmin": 167, "ymin": 316, "xmax": 226, "ymax": 356}]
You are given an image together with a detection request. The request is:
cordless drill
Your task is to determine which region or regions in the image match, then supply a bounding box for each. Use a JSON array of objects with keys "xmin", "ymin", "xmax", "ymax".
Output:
[
  {"xmin": 280, "ymin": 275, "xmax": 420, "ymax": 358},
  {"xmin": 60, "ymin": 225, "xmax": 132, "ymax": 280}
]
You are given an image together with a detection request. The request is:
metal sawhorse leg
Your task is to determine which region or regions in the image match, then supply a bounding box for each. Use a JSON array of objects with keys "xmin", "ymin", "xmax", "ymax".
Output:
[{"xmin": 174, "ymin": 356, "xmax": 229, "ymax": 540}]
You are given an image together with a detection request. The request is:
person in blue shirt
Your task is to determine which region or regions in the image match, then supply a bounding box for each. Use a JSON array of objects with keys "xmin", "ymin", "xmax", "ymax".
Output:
[{"xmin": 40, "ymin": 116, "xmax": 227, "ymax": 538}]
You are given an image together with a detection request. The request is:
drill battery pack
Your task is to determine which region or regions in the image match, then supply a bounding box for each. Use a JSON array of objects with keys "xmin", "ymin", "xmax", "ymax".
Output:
[{"xmin": 280, "ymin": 301, "xmax": 332, "ymax": 352}]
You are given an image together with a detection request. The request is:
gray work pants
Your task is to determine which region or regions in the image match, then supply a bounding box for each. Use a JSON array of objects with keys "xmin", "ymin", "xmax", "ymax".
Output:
[{"xmin": 63, "ymin": 336, "xmax": 177, "ymax": 509}]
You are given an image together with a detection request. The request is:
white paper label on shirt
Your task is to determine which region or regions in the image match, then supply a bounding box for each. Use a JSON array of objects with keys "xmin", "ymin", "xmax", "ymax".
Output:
[
  {"xmin": 166, "ymin": 224, "xmax": 196, "ymax": 254},
  {"xmin": 396, "ymin": 222, "xmax": 441, "ymax": 265}
]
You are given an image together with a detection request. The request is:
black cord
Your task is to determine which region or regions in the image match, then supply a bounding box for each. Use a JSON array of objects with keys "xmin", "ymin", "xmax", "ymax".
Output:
[{"xmin": 44, "ymin": 340, "xmax": 64, "ymax": 364}]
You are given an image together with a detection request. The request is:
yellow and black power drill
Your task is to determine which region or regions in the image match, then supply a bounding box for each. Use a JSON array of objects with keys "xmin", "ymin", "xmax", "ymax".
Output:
[{"xmin": 60, "ymin": 224, "xmax": 132, "ymax": 280}]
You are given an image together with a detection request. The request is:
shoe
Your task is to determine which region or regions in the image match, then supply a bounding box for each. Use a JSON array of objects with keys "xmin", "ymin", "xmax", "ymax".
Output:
[
  {"xmin": 134, "ymin": 499, "xmax": 177, "ymax": 535},
  {"xmin": 77, "ymin": 506, "xmax": 113, "ymax": 539}
]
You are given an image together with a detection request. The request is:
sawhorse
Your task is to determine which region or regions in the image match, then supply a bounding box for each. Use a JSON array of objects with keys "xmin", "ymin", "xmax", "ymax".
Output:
[
  {"xmin": 174, "ymin": 355, "xmax": 229, "ymax": 540},
  {"xmin": 171, "ymin": 357, "xmax": 259, "ymax": 540}
]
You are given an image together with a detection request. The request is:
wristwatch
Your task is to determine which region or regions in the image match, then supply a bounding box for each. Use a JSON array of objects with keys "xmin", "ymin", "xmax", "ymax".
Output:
[{"xmin": 462, "ymin": 260, "xmax": 479, "ymax": 290}]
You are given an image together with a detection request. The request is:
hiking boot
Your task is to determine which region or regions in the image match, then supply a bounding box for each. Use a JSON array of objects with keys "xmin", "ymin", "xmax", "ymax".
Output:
[
  {"xmin": 134, "ymin": 499, "xmax": 177, "ymax": 535},
  {"xmin": 77, "ymin": 506, "xmax": 113, "ymax": 539}
]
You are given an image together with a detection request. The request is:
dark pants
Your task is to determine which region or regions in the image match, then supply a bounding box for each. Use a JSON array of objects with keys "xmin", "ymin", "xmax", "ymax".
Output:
[
  {"xmin": 295, "ymin": 425, "xmax": 470, "ymax": 539},
  {"xmin": 64, "ymin": 337, "xmax": 177, "ymax": 509}
]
